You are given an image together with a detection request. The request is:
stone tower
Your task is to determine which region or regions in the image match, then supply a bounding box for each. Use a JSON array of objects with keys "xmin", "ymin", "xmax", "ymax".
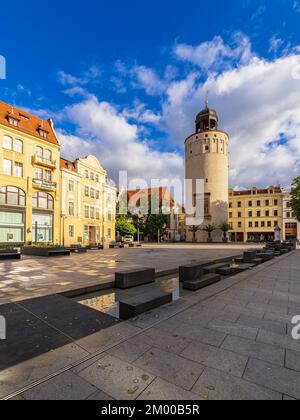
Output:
[{"xmin": 185, "ymin": 101, "xmax": 230, "ymax": 242}]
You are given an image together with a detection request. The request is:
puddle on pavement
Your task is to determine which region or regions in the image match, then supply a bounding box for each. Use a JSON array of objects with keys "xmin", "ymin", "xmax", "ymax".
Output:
[{"xmin": 73, "ymin": 277, "xmax": 181, "ymax": 318}]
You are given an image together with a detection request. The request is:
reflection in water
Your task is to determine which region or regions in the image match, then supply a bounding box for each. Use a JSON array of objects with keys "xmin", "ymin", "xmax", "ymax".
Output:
[{"xmin": 75, "ymin": 277, "xmax": 181, "ymax": 319}]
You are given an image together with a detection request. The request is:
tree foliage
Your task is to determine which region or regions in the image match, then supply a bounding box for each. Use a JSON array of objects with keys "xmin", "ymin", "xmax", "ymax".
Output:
[
  {"xmin": 116, "ymin": 219, "xmax": 137, "ymax": 237},
  {"xmin": 290, "ymin": 176, "xmax": 300, "ymax": 222}
]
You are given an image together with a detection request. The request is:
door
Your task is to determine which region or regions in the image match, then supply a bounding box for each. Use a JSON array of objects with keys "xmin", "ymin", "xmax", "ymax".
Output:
[{"xmin": 89, "ymin": 226, "xmax": 96, "ymax": 244}]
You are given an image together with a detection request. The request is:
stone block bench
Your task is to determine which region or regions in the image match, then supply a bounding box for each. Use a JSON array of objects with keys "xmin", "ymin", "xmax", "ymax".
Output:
[
  {"xmin": 179, "ymin": 262, "xmax": 210, "ymax": 282},
  {"xmin": 115, "ymin": 268, "xmax": 155, "ymax": 289},
  {"xmin": 203, "ymin": 262, "xmax": 229, "ymax": 274},
  {"xmin": 0, "ymin": 249, "xmax": 21, "ymax": 260},
  {"xmin": 22, "ymin": 247, "xmax": 70, "ymax": 257},
  {"xmin": 243, "ymin": 251, "xmax": 257, "ymax": 263},
  {"xmin": 119, "ymin": 290, "xmax": 172, "ymax": 320},
  {"xmin": 183, "ymin": 273, "xmax": 221, "ymax": 291}
]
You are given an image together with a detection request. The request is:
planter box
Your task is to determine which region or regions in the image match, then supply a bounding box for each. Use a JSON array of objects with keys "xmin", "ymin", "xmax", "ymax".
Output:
[{"xmin": 22, "ymin": 247, "xmax": 70, "ymax": 257}]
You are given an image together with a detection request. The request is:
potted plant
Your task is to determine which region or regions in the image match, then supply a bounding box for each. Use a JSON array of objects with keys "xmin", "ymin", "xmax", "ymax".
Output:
[
  {"xmin": 220, "ymin": 223, "xmax": 231, "ymax": 243},
  {"xmin": 188, "ymin": 225, "xmax": 201, "ymax": 242},
  {"xmin": 202, "ymin": 224, "xmax": 215, "ymax": 243}
]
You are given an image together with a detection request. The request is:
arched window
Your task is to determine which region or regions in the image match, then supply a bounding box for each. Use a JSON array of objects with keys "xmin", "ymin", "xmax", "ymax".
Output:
[
  {"xmin": 35, "ymin": 146, "xmax": 43, "ymax": 160},
  {"xmin": 44, "ymin": 149, "xmax": 52, "ymax": 162},
  {"xmin": 3, "ymin": 135, "xmax": 13, "ymax": 150},
  {"xmin": 32, "ymin": 192, "xmax": 53, "ymax": 210},
  {"xmin": 14, "ymin": 139, "xmax": 23, "ymax": 153},
  {"xmin": 0, "ymin": 186, "xmax": 26, "ymax": 206}
]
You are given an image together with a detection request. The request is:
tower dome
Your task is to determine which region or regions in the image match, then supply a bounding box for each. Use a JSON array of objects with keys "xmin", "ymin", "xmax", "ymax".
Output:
[{"xmin": 195, "ymin": 100, "xmax": 219, "ymax": 132}]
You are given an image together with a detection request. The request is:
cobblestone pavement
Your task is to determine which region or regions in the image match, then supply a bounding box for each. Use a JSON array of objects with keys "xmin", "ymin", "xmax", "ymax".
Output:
[
  {"xmin": 0, "ymin": 244, "xmax": 253, "ymax": 305},
  {"xmin": 1, "ymin": 250, "xmax": 299, "ymax": 400}
]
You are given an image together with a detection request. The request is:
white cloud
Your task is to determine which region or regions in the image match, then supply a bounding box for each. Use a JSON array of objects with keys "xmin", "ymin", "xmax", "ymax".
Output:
[
  {"xmin": 174, "ymin": 33, "xmax": 253, "ymax": 72},
  {"xmin": 269, "ymin": 36, "xmax": 284, "ymax": 54},
  {"xmin": 130, "ymin": 65, "xmax": 166, "ymax": 96},
  {"xmin": 58, "ymin": 96, "xmax": 183, "ymax": 183}
]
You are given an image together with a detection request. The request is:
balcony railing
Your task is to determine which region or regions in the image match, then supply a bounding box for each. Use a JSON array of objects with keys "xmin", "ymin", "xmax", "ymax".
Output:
[
  {"xmin": 32, "ymin": 178, "xmax": 57, "ymax": 192},
  {"xmin": 32, "ymin": 155, "xmax": 56, "ymax": 169}
]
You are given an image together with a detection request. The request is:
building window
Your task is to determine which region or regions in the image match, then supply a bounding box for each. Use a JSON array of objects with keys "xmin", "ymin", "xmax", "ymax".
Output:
[
  {"xmin": 274, "ymin": 221, "xmax": 278, "ymax": 227},
  {"xmin": 95, "ymin": 190, "xmax": 100, "ymax": 200},
  {"xmin": 45, "ymin": 170, "xmax": 52, "ymax": 182},
  {"xmin": 90, "ymin": 172, "xmax": 94, "ymax": 181},
  {"xmin": 257, "ymin": 211, "xmax": 261, "ymax": 217},
  {"xmin": 69, "ymin": 180, "xmax": 75, "ymax": 193},
  {"xmin": 274, "ymin": 210, "xmax": 278, "ymax": 217},
  {"xmin": 90, "ymin": 188, "xmax": 95, "ymax": 198},
  {"xmin": 229, "ymin": 202, "xmax": 233, "ymax": 209},
  {"xmin": 257, "ymin": 201, "xmax": 261, "ymax": 207},
  {"xmin": 84, "ymin": 186, "xmax": 89, "ymax": 197},
  {"xmin": 265, "ymin": 200, "xmax": 270, "ymax": 206},
  {"xmin": 0, "ymin": 186, "xmax": 26, "ymax": 206},
  {"xmin": 84, "ymin": 170, "xmax": 89, "ymax": 178},
  {"xmin": 69, "ymin": 225, "xmax": 75, "ymax": 238},
  {"xmin": 8, "ymin": 117, "xmax": 19, "ymax": 127},
  {"xmin": 3, "ymin": 135, "xmax": 13, "ymax": 150},
  {"xmin": 229, "ymin": 212, "xmax": 233, "ymax": 218},
  {"xmin": 238, "ymin": 212, "xmax": 242, "ymax": 218},
  {"xmin": 84, "ymin": 205, "xmax": 89, "ymax": 218},
  {"xmin": 35, "ymin": 146, "xmax": 43, "ymax": 160},
  {"xmin": 96, "ymin": 208, "xmax": 100, "ymax": 220},
  {"xmin": 95, "ymin": 175, "xmax": 99, "ymax": 183},
  {"xmin": 249, "ymin": 222, "xmax": 253, "ymax": 228},
  {"xmin": 107, "ymin": 228, "xmax": 112, "ymax": 240},
  {"xmin": 35, "ymin": 167, "xmax": 43, "ymax": 180},
  {"xmin": 0, "ymin": 211, "xmax": 24, "ymax": 243},
  {"xmin": 274, "ymin": 200, "xmax": 278, "ymax": 206},
  {"xmin": 237, "ymin": 201, "xmax": 242, "ymax": 208},
  {"xmin": 265, "ymin": 211, "xmax": 270, "ymax": 217},
  {"xmin": 248, "ymin": 201, "xmax": 252, "ymax": 207},
  {"xmin": 44, "ymin": 149, "xmax": 52, "ymax": 163},
  {"xmin": 267, "ymin": 221, "xmax": 272, "ymax": 227},
  {"xmin": 14, "ymin": 139, "xmax": 23, "ymax": 154},
  {"xmin": 32, "ymin": 192, "xmax": 54, "ymax": 210},
  {"xmin": 261, "ymin": 221, "xmax": 265, "ymax": 227},
  {"xmin": 238, "ymin": 222, "xmax": 242, "ymax": 228},
  {"xmin": 255, "ymin": 222, "xmax": 259, "ymax": 228},
  {"xmin": 32, "ymin": 213, "xmax": 53, "ymax": 243},
  {"xmin": 69, "ymin": 202, "xmax": 74, "ymax": 216},
  {"xmin": 3, "ymin": 159, "xmax": 12, "ymax": 176},
  {"xmin": 107, "ymin": 211, "xmax": 112, "ymax": 222},
  {"xmin": 248, "ymin": 211, "xmax": 253, "ymax": 217},
  {"xmin": 14, "ymin": 162, "xmax": 23, "ymax": 178},
  {"xmin": 90, "ymin": 207, "xmax": 95, "ymax": 219}
]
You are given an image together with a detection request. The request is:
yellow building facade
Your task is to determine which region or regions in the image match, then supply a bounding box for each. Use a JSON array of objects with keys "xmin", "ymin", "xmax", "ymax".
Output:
[
  {"xmin": 0, "ymin": 101, "xmax": 116, "ymax": 246},
  {"xmin": 0, "ymin": 101, "xmax": 61, "ymax": 245},
  {"xmin": 228, "ymin": 187, "xmax": 283, "ymax": 242},
  {"xmin": 61, "ymin": 155, "xmax": 116, "ymax": 247}
]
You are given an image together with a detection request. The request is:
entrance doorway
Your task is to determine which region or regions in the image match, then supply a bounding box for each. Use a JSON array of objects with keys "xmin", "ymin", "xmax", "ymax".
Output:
[{"xmin": 89, "ymin": 226, "xmax": 96, "ymax": 244}]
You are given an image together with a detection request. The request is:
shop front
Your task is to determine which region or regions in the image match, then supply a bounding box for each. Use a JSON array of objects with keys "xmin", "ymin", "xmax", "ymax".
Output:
[{"xmin": 0, "ymin": 186, "xmax": 26, "ymax": 244}]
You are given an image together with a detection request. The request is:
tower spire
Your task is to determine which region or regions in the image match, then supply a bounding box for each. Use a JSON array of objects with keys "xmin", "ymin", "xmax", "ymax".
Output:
[{"xmin": 205, "ymin": 90, "xmax": 209, "ymax": 109}]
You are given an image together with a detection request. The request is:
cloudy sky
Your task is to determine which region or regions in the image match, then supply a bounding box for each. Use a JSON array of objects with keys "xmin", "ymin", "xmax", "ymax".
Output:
[{"xmin": 1, "ymin": 0, "xmax": 300, "ymax": 189}]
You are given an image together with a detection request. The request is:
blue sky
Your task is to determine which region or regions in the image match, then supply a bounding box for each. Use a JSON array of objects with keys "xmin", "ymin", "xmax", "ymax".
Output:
[{"xmin": 1, "ymin": 0, "xmax": 300, "ymax": 188}]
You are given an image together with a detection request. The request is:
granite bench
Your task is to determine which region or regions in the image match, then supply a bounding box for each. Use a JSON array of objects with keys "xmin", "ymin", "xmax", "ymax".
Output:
[
  {"xmin": 119, "ymin": 290, "xmax": 172, "ymax": 320},
  {"xmin": 115, "ymin": 268, "xmax": 155, "ymax": 289},
  {"xmin": 183, "ymin": 273, "xmax": 221, "ymax": 291}
]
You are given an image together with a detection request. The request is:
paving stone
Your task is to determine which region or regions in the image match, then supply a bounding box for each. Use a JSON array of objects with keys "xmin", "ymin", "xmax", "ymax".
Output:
[
  {"xmin": 237, "ymin": 314, "xmax": 287, "ymax": 335},
  {"xmin": 247, "ymin": 301, "xmax": 289, "ymax": 315},
  {"xmin": 86, "ymin": 390, "xmax": 114, "ymax": 400},
  {"xmin": 257, "ymin": 330, "xmax": 300, "ymax": 353},
  {"xmin": 172, "ymin": 323, "xmax": 227, "ymax": 347},
  {"xmin": 285, "ymin": 350, "xmax": 300, "ymax": 372},
  {"xmin": 181, "ymin": 341, "xmax": 248, "ymax": 378},
  {"xmin": 134, "ymin": 347, "xmax": 204, "ymax": 390},
  {"xmin": 78, "ymin": 354, "xmax": 155, "ymax": 400},
  {"xmin": 221, "ymin": 335, "xmax": 285, "ymax": 366},
  {"xmin": 207, "ymin": 319, "xmax": 258, "ymax": 340},
  {"xmin": 108, "ymin": 338, "xmax": 152, "ymax": 363},
  {"xmin": 137, "ymin": 378, "xmax": 201, "ymax": 400},
  {"xmin": 244, "ymin": 358, "xmax": 300, "ymax": 400},
  {"xmin": 75, "ymin": 323, "xmax": 141, "ymax": 354},
  {"xmin": 22, "ymin": 371, "xmax": 97, "ymax": 400},
  {"xmin": 0, "ymin": 343, "xmax": 88, "ymax": 399},
  {"xmin": 192, "ymin": 367, "xmax": 282, "ymax": 400}
]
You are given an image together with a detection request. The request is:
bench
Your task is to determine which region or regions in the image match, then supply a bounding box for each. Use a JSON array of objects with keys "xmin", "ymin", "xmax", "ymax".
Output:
[
  {"xmin": 179, "ymin": 262, "xmax": 209, "ymax": 282},
  {"xmin": 203, "ymin": 263, "xmax": 229, "ymax": 274},
  {"xmin": 115, "ymin": 268, "xmax": 156, "ymax": 289},
  {"xmin": 183, "ymin": 273, "xmax": 221, "ymax": 291},
  {"xmin": 0, "ymin": 251, "xmax": 21, "ymax": 260},
  {"xmin": 119, "ymin": 290, "xmax": 172, "ymax": 320},
  {"xmin": 243, "ymin": 251, "xmax": 257, "ymax": 263}
]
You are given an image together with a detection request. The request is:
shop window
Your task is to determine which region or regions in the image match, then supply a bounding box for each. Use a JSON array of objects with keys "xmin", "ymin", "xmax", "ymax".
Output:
[{"xmin": 0, "ymin": 186, "xmax": 26, "ymax": 206}]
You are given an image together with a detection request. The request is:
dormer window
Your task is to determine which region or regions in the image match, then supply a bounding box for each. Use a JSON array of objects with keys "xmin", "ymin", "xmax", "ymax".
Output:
[
  {"xmin": 8, "ymin": 116, "xmax": 19, "ymax": 127},
  {"xmin": 39, "ymin": 128, "xmax": 48, "ymax": 139}
]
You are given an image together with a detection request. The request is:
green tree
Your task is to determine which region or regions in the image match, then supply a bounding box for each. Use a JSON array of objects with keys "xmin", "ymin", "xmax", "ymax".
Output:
[
  {"xmin": 219, "ymin": 223, "xmax": 231, "ymax": 242},
  {"xmin": 202, "ymin": 224, "xmax": 215, "ymax": 242},
  {"xmin": 188, "ymin": 225, "xmax": 201, "ymax": 242},
  {"xmin": 290, "ymin": 176, "xmax": 300, "ymax": 222},
  {"xmin": 116, "ymin": 219, "xmax": 137, "ymax": 237}
]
